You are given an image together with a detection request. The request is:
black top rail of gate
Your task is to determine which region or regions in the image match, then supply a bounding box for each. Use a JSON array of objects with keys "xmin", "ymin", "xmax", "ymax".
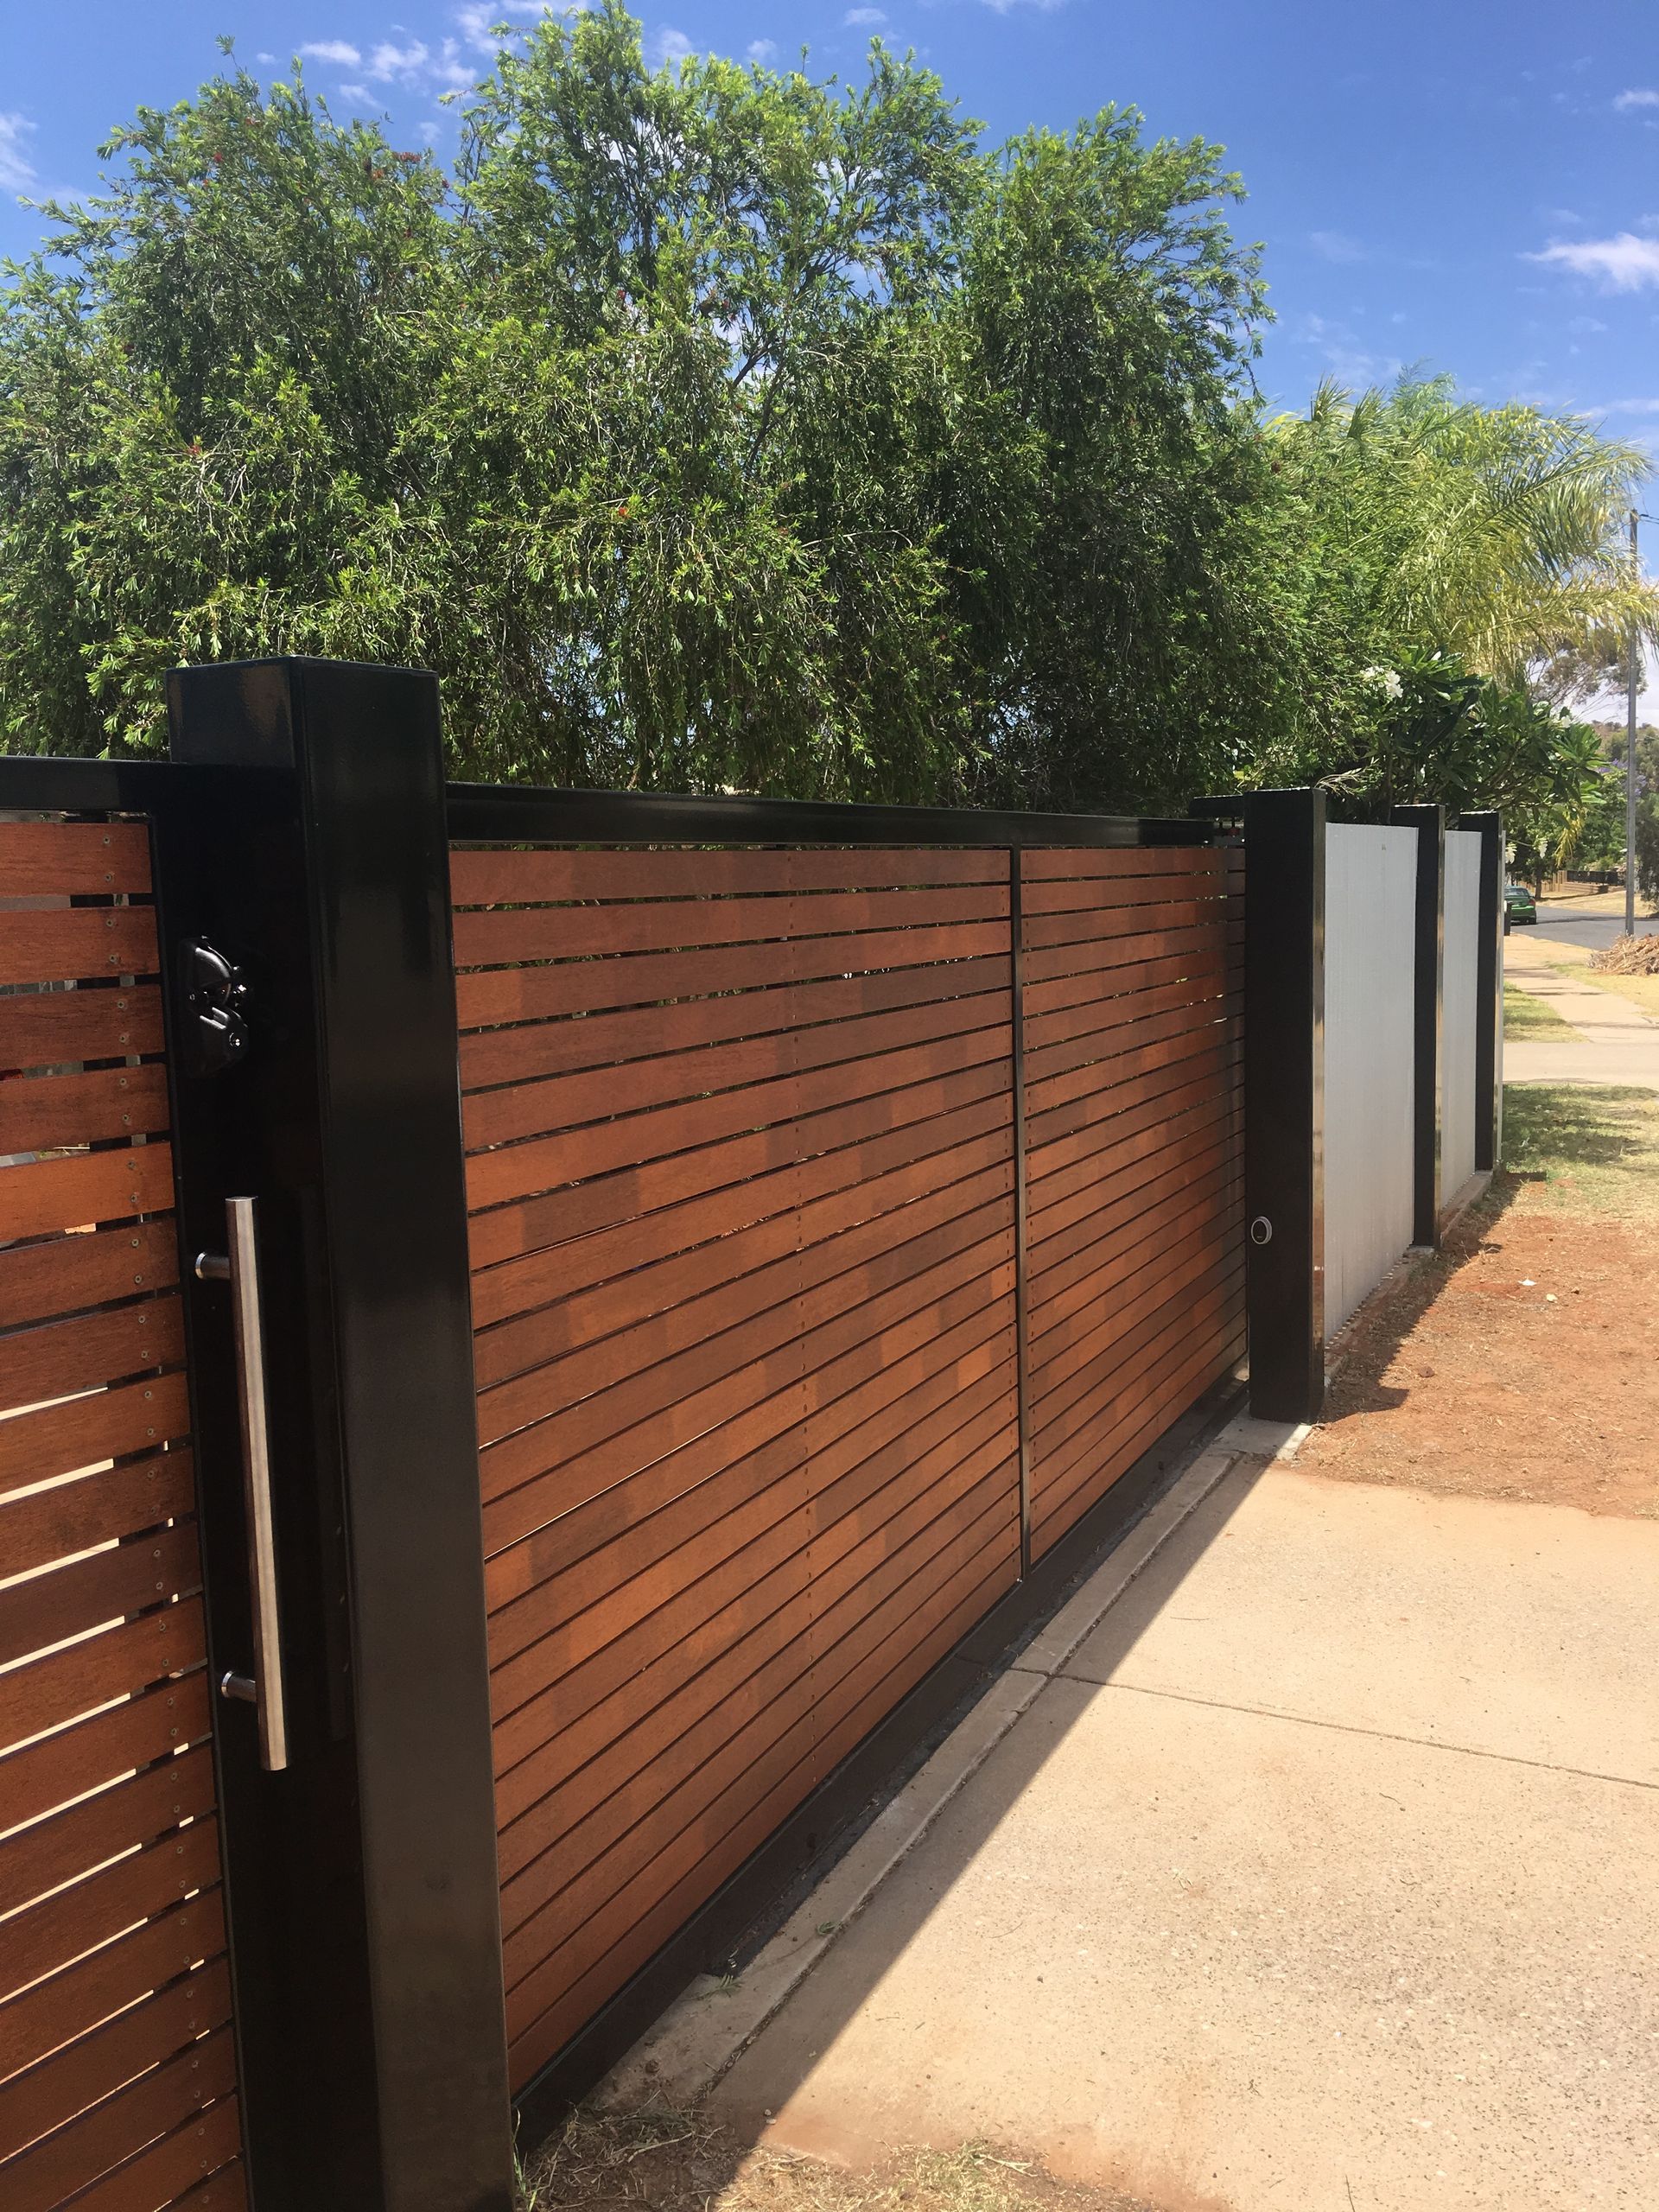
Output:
[
  {"xmin": 0, "ymin": 753, "xmax": 1219, "ymax": 852},
  {"xmin": 0, "ymin": 753, "xmax": 179, "ymax": 811},
  {"xmin": 445, "ymin": 780, "xmax": 1219, "ymax": 849}
]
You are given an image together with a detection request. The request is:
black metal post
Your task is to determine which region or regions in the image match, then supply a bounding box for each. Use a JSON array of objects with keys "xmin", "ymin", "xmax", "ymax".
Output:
[
  {"xmin": 1243, "ymin": 788, "xmax": 1325, "ymax": 1423},
  {"xmin": 1392, "ymin": 804, "xmax": 1445, "ymax": 1247},
  {"xmin": 158, "ymin": 660, "xmax": 512, "ymax": 2212},
  {"xmin": 1464, "ymin": 809, "xmax": 1504, "ymax": 1173}
]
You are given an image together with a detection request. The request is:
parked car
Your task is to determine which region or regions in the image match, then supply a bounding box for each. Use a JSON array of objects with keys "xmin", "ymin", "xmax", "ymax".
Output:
[{"xmin": 1504, "ymin": 882, "xmax": 1537, "ymax": 925}]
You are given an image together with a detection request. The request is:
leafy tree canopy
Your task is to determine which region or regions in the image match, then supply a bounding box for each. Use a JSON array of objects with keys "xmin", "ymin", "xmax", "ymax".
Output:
[{"xmin": 0, "ymin": 6, "xmax": 1650, "ymax": 830}]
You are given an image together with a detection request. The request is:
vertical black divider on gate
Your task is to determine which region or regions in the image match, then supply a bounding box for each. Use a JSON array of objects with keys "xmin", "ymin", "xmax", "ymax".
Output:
[
  {"xmin": 1243, "ymin": 786, "xmax": 1325, "ymax": 1424},
  {"xmin": 1392, "ymin": 803, "xmax": 1446, "ymax": 1248},
  {"xmin": 1463, "ymin": 809, "xmax": 1504, "ymax": 1173},
  {"xmin": 157, "ymin": 659, "xmax": 512, "ymax": 2212}
]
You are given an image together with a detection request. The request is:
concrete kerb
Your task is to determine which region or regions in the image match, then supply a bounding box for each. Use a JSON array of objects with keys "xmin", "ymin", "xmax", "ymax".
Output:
[{"xmin": 597, "ymin": 1427, "xmax": 1313, "ymax": 2113}]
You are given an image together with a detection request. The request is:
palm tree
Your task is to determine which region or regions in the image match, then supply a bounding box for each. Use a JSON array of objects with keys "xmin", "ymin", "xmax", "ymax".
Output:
[{"xmin": 1270, "ymin": 374, "xmax": 1657, "ymax": 690}]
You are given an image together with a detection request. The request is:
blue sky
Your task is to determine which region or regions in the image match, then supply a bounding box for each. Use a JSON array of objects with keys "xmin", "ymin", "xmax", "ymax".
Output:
[{"xmin": 4, "ymin": 2, "xmax": 1659, "ymax": 423}]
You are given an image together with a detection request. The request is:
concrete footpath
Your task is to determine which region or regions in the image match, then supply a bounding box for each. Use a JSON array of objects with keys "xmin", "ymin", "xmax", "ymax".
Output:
[
  {"xmin": 1504, "ymin": 932, "xmax": 1659, "ymax": 1093},
  {"xmin": 614, "ymin": 1451, "xmax": 1659, "ymax": 2211}
]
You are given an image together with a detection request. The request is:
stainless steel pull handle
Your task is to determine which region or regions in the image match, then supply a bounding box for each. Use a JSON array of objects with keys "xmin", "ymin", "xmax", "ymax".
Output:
[{"xmin": 197, "ymin": 1198, "xmax": 289, "ymax": 1772}]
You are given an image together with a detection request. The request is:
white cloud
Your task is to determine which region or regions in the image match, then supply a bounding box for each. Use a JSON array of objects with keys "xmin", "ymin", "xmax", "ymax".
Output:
[
  {"xmin": 747, "ymin": 36, "xmax": 777, "ymax": 59},
  {"xmin": 1531, "ymin": 232, "xmax": 1659, "ymax": 289},
  {"xmin": 339, "ymin": 82, "xmax": 371, "ymax": 101},
  {"xmin": 0, "ymin": 111, "xmax": 36, "ymax": 194},
  {"xmin": 257, "ymin": 50, "xmax": 277, "ymax": 63},
  {"xmin": 1568, "ymin": 313, "xmax": 1610, "ymax": 334},
  {"xmin": 302, "ymin": 39, "xmax": 363, "ymax": 65},
  {"xmin": 1309, "ymin": 229, "xmax": 1363, "ymax": 264},
  {"xmin": 456, "ymin": 1, "xmax": 569, "ymax": 48},
  {"xmin": 361, "ymin": 33, "xmax": 475, "ymax": 90},
  {"xmin": 369, "ymin": 38, "xmax": 433, "ymax": 81},
  {"xmin": 653, "ymin": 25, "xmax": 695, "ymax": 62},
  {"xmin": 1614, "ymin": 88, "xmax": 1659, "ymax": 111},
  {"xmin": 979, "ymin": 0, "xmax": 1065, "ymax": 16},
  {"xmin": 844, "ymin": 6, "xmax": 886, "ymax": 21},
  {"xmin": 1592, "ymin": 397, "xmax": 1659, "ymax": 415}
]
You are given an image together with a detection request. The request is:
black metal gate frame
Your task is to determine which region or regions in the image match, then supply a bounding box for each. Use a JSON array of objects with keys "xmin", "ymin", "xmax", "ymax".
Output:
[{"xmin": 2, "ymin": 667, "xmax": 1278, "ymax": 2211}]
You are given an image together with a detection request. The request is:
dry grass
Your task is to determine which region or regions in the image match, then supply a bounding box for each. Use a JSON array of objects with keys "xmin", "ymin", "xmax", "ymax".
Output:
[{"xmin": 516, "ymin": 2108, "xmax": 1171, "ymax": 2212}]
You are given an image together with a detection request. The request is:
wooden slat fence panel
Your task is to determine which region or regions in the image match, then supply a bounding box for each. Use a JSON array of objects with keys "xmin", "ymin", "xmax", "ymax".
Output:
[
  {"xmin": 1022, "ymin": 844, "xmax": 1247, "ymax": 1556},
  {"xmin": 0, "ymin": 814, "xmax": 248, "ymax": 2212},
  {"xmin": 454, "ymin": 845, "xmax": 1021, "ymax": 2093},
  {"xmin": 454, "ymin": 831, "xmax": 1245, "ymax": 2099}
]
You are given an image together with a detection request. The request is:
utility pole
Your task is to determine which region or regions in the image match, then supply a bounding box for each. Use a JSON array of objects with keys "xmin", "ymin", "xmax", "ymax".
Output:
[{"xmin": 1628, "ymin": 506, "xmax": 1640, "ymax": 939}]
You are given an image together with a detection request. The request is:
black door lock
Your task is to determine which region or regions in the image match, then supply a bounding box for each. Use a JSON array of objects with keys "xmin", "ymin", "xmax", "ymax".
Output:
[{"xmin": 180, "ymin": 939, "xmax": 251, "ymax": 1075}]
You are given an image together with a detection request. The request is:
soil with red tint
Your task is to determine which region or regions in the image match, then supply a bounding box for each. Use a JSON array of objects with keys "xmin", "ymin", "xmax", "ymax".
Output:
[{"xmin": 1299, "ymin": 1179, "xmax": 1659, "ymax": 1519}]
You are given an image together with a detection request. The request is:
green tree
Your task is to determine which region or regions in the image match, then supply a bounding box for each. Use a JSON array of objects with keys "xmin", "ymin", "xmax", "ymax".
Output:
[{"xmin": 0, "ymin": 7, "xmax": 1277, "ymax": 804}]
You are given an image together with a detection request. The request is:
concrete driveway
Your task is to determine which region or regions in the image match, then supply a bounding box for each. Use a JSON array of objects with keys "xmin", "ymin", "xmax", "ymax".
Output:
[{"xmin": 696, "ymin": 1458, "xmax": 1659, "ymax": 2212}]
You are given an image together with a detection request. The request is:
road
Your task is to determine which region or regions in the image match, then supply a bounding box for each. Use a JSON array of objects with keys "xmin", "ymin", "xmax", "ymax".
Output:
[{"xmin": 1523, "ymin": 897, "xmax": 1659, "ymax": 951}]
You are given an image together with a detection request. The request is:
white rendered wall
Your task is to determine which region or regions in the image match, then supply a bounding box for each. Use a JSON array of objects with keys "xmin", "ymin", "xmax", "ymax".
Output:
[
  {"xmin": 1324, "ymin": 824, "xmax": 1418, "ymax": 1336},
  {"xmin": 1442, "ymin": 830, "xmax": 1482, "ymax": 1206}
]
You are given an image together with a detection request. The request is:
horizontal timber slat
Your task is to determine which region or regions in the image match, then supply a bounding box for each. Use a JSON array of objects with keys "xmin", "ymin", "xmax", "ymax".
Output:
[
  {"xmin": 0, "ymin": 1449, "xmax": 195, "ymax": 1580},
  {"xmin": 0, "ymin": 908, "xmax": 161, "ymax": 989},
  {"xmin": 0, "ymin": 823, "xmax": 152, "ymax": 898},
  {"xmin": 454, "ymin": 883, "xmax": 1008, "ymax": 969},
  {"xmin": 0, "ymin": 1369, "xmax": 193, "ymax": 1496},
  {"xmin": 0, "ymin": 1224, "xmax": 180, "ymax": 1337},
  {"xmin": 2, "ymin": 1295, "xmax": 183, "ymax": 1409},
  {"xmin": 1, "ymin": 1142, "xmax": 175, "ymax": 1247},
  {"xmin": 0, "ymin": 986, "xmax": 165, "ymax": 1072},
  {"xmin": 0, "ymin": 1066, "xmax": 170, "ymax": 1156},
  {"xmin": 451, "ymin": 846, "xmax": 1007, "ymax": 906}
]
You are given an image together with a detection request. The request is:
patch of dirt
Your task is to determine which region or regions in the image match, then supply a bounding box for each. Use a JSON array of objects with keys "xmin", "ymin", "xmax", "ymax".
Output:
[
  {"xmin": 516, "ymin": 2109, "xmax": 1192, "ymax": 2212},
  {"xmin": 1299, "ymin": 1179, "xmax": 1659, "ymax": 1517}
]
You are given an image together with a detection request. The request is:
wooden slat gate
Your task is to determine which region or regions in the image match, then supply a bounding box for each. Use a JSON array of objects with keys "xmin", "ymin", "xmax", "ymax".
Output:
[
  {"xmin": 2, "ymin": 817, "xmax": 246, "ymax": 2211},
  {"xmin": 2, "ymin": 663, "xmax": 1268, "ymax": 2212},
  {"xmin": 449, "ymin": 827, "xmax": 1244, "ymax": 2100}
]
